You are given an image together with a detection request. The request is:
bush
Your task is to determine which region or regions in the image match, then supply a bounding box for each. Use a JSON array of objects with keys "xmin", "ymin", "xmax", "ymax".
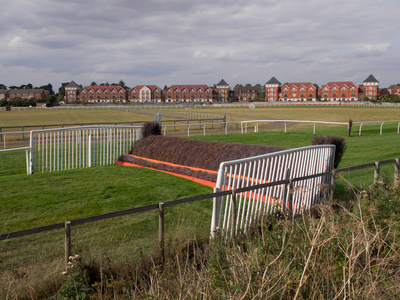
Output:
[
  {"xmin": 311, "ymin": 135, "xmax": 346, "ymax": 169},
  {"xmin": 141, "ymin": 122, "xmax": 162, "ymax": 139}
]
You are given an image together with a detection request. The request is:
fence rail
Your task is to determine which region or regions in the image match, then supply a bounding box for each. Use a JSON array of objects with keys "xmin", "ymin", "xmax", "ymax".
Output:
[
  {"xmin": 0, "ymin": 156, "xmax": 399, "ymax": 264},
  {"xmin": 29, "ymin": 125, "xmax": 142, "ymax": 174}
]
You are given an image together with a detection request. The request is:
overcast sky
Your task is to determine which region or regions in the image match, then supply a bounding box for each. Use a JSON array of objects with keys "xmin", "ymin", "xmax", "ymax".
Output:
[{"xmin": 1, "ymin": 0, "xmax": 399, "ymax": 91}]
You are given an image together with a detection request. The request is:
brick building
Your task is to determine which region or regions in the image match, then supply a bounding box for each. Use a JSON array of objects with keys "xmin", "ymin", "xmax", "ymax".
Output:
[
  {"xmin": 279, "ymin": 82, "xmax": 317, "ymax": 101},
  {"xmin": 64, "ymin": 81, "xmax": 81, "ymax": 103},
  {"xmin": 387, "ymin": 84, "xmax": 400, "ymax": 96},
  {"xmin": 214, "ymin": 79, "xmax": 230, "ymax": 102},
  {"xmin": 129, "ymin": 85, "xmax": 162, "ymax": 102},
  {"xmin": 265, "ymin": 77, "xmax": 281, "ymax": 101},
  {"xmin": 80, "ymin": 85, "xmax": 127, "ymax": 103},
  {"xmin": 9, "ymin": 89, "xmax": 49, "ymax": 100},
  {"xmin": 319, "ymin": 81, "xmax": 359, "ymax": 101},
  {"xmin": 360, "ymin": 74, "xmax": 379, "ymax": 100},
  {"xmin": 165, "ymin": 85, "xmax": 213, "ymax": 102},
  {"xmin": 234, "ymin": 85, "xmax": 258, "ymax": 101},
  {"xmin": 0, "ymin": 89, "xmax": 9, "ymax": 100}
]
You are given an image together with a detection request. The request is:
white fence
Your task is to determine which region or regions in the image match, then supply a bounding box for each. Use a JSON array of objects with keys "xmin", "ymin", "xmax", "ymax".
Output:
[
  {"xmin": 29, "ymin": 126, "xmax": 141, "ymax": 174},
  {"xmin": 211, "ymin": 145, "xmax": 336, "ymax": 236}
]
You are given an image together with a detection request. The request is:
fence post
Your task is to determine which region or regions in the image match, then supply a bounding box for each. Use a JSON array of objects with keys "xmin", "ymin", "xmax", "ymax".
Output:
[
  {"xmin": 158, "ymin": 203, "xmax": 165, "ymax": 262},
  {"xmin": 287, "ymin": 179, "xmax": 293, "ymax": 214},
  {"xmin": 330, "ymin": 170, "xmax": 336, "ymax": 202},
  {"xmin": 395, "ymin": 158, "xmax": 399, "ymax": 188},
  {"xmin": 65, "ymin": 221, "xmax": 71, "ymax": 265},
  {"xmin": 374, "ymin": 162, "xmax": 380, "ymax": 184},
  {"xmin": 231, "ymin": 190, "xmax": 237, "ymax": 236},
  {"xmin": 88, "ymin": 134, "xmax": 92, "ymax": 167}
]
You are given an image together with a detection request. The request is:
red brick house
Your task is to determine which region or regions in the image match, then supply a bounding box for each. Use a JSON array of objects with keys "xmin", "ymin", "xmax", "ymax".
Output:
[
  {"xmin": 80, "ymin": 85, "xmax": 127, "ymax": 103},
  {"xmin": 64, "ymin": 81, "xmax": 81, "ymax": 103},
  {"xmin": 9, "ymin": 89, "xmax": 49, "ymax": 100},
  {"xmin": 319, "ymin": 81, "xmax": 359, "ymax": 101},
  {"xmin": 213, "ymin": 79, "xmax": 230, "ymax": 102},
  {"xmin": 360, "ymin": 74, "xmax": 379, "ymax": 100},
  {"xmin": 165, "ymin": 85, "xmax": 213, "ymax": 103},
  {"xmin": 234, "ymin": 85, "xmax": 258, "ymax": 101},
  {"xmin": 265, "ymin": 77, "xmax": 281, "ymax": 101},
  {"xmin": 279, "ymin": 82, "xmax": 317, "ymax": 101},
  {"xmin": 129, "ymin": 85, "xmax": 162, "ymax": 103},
  {"xmin": 0, "ymin": 89, "xmax": 9, "ymax": 100},
  {"xmin": 387, "ymin": 84, "xmax": 400, "ymax": 96}
]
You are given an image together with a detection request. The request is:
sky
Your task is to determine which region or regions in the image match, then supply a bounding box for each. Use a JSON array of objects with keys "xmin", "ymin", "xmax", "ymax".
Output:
[{"xmin": 1, "ymin": 0, "xmax": 400, "ymax": 92}]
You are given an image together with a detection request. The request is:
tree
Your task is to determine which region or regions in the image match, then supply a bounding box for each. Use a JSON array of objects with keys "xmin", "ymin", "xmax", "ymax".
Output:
[
  {"xmin": 0, "ymin": 84, "xmax": 6, "ymax": 90},
  {"xmin": 58, "ymin": 82, "xmax": 69, "ymax": 102},
  {"xmin": 91, "ymin": 81, "xmax": 97, "ymax": 86},
  {"xmin": 40, "ymin": 83, "xmax": 53, "ymax": 95}
]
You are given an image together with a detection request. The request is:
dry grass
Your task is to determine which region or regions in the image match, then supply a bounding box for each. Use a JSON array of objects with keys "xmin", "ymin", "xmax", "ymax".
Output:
[{"xmin": 5, "ymin": 179, "xmax": 398, "ymax": 299}]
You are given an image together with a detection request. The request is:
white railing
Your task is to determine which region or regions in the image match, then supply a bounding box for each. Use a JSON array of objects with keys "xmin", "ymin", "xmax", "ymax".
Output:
[
  {"xmin": 211, "ymin": 145, "xmax": 336, "ymax": 235},
  {"xmin": 0, "ymin": 147, "xmax": 30, "ymax": 174},
  {"xmin": 241, "ymin": 120, "xmax": 349, "ymax": 134},
  {"xmin": 29, "ymin": 126, "xmax": 142, "ymax": 174},
  {"xmin": 354, "ymin": 120, "xmax": 400, "ymax": 135}
]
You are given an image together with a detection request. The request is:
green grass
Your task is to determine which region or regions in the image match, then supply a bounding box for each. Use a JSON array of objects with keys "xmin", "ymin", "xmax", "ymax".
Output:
[{"xmin": 1, "ymin": 107, "xmax": 400, "ymax": 298}]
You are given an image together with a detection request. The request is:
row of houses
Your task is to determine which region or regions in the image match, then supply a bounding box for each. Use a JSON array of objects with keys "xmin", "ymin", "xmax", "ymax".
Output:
[
  {"xmin": 265, "ymin": 74, "xmax": 385, "ymax": 102},
  {"xmin": 2, "ymin": 74, "xmax": 400, "ymax": 104},
  {"xmin": 64, "ymin": 81, "xmax": 231, "ymax": 103},
  {"xmin": 0, "ymin": 89, "xmax": 50, "ymax": 101},
  {"xmin": 64, "ymin": 74, "xmax": 397, "ymax": 103}
]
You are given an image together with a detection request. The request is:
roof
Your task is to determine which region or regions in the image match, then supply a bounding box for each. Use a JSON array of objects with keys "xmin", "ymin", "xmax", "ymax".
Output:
[
  {"xmin": 82, "ymin": 85, "xmax": 125, "ymax": 91},
  {"xmin": 216, "ymin": 79, "xmax": 229, "ymax": 87},
  {"xmin": 363, "ymin": 74, "xmax": 379, "ymax": 83},
  {"xmin": 168, "ymin": 85, "xmax": 210, "ymax": 90},
  {"xmin": 134, "ymin": 85, "xmax": 161, "ymax": 91},
  {"xmin": 9, "ymin": 89, "xmax": 44, "ymax": 94},
  {"xmin": 281, "ymin": 82, "xmax": 315, "ymax": 89},
  {"xmin": 266, "ymin": 76, "xmax": 281, "ymax": 85},
  {"xmin": 235, "ymin": 86, "xmax": 258, "ymax": 93},
  {"xmin": 322, "ymin": 82, "xmax": 357, "ymax": 89},
  {"xmin": 65, "ymin": 81, "xmax": 80, "ymax": 88}
]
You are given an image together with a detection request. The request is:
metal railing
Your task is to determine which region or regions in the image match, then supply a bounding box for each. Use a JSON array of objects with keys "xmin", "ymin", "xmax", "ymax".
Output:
[
  {"xmin": 211, "ymin": 145, "xmax": 336, "ymax": 235},
  {"xmin": 29, "ymin": 126, "xmax": 142, "ymax": 174}
]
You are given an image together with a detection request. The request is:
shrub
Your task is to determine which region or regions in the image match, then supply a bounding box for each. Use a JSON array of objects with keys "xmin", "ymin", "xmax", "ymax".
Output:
[
  {"xmin": 311, "ymin": 135, "xmax": 346, "ymax": 169},
  {"xmin": 141, "ymin": 121, "xmax": 162, "ymax": 139}
]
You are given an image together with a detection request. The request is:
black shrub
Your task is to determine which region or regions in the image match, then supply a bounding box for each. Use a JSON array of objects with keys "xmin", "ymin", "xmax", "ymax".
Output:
[
  {"xmin": 312, "ymin": 135, "xmax": 346, "ymax": 169},
  {"xmin": 142, "ymin": 122, "xmax": 162, "ymax": 139}
]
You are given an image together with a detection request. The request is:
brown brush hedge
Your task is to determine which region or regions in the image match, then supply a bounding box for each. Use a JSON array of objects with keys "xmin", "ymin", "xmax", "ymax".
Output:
[
  {"xmin": 312, "ymin": 134, "xmax": 346, "ymax": 169},
  {"xmin": 118, "ymin": 136, "xmax": 287, "ymax": 181}
]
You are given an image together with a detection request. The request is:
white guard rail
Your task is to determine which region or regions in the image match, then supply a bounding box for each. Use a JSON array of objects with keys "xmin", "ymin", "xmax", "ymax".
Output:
[
  {"xmin": 211, "ymin": 145, "xmax": 336, "ymax": 236},
  {"xmin": 29, "ymin": 126, "xmax": 142, "ymax": 174}
]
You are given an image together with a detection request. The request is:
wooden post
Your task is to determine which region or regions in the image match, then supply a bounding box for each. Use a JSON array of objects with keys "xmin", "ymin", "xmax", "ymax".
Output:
[
  {"xmin": 283, "ymin": 169, "xmax": 291, "ymax": 214},
  {"xmin": 158, "ymin": 203, "xmax": 165, "ymax": 261},
  {"xmin": 64, "ymin": 221, "xmax": 71, "ymax": 265},
  {"xmin": 231, "ymin": 190, "xmax": 237, "ymax": 237},
  {"xmin": 395, "ymin": 158, "xmax": 399, "ymax": 188},
  {"xmin": 330, "ymin": 171, "xmax": 336, "ymax": 202},
  {"xmin": 374, "ymin": 162, "xmax": 380, "ymax": 184},
  {"xmin": 287, "ymin": 179, "xmax": 293, "ymax": 214}
]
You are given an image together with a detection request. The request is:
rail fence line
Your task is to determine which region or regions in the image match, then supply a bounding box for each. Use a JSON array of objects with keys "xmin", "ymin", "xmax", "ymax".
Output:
[{"xmin": 0, "ymin": 157, "xmax": 398, "ymax": 264}]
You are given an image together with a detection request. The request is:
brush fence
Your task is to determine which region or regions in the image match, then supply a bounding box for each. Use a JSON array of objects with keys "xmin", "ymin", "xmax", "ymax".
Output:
[
  {"xmin": 211, "ymin": 145, "xmax": 336, "ymax": 236},
  {"xmin": 29, "ymin": 126, "xmax": 141, "ymax": 174}
]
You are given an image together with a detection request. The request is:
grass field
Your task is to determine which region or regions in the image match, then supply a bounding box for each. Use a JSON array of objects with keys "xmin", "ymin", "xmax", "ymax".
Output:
[{"xmin": 1, "ymin": 106, "xmax": 400, "ymax": 298}]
